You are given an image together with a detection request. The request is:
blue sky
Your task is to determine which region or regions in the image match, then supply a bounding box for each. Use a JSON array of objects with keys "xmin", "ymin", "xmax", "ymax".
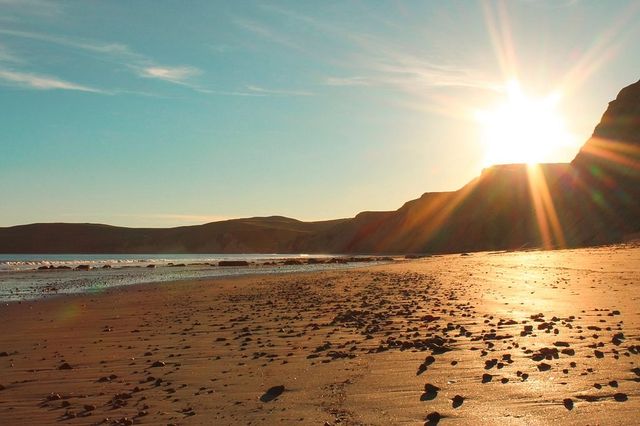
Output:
[{"xmin": 1, "ymin": 0, "xmax": 639, "ymax": 227}]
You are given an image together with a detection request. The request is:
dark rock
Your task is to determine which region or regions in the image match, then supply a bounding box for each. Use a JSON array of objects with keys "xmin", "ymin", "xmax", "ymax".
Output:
[
  {"xmin": 612, "ymin": 332, "xmax": 625, "ymax": 345},
  {"xmin": 58, "ymin": 362, "xmax": 73, "ymax": 370},
  {"xmin": 537, "ymin": 363, "xmax": 552, "ymax": 372},
  {"xmin": 151, "ymin": 361, "xmax": 165, "ymax": 368},
  {"xmin": 421, "ymin": 383, "xmax": 440, "ymax": 401},
  {"xmin": 613, "ymin": 393, "xmax": 628, "ymax": 402},
  {"xmin": 452, "ymin": 395, "xmax": 464, "ymax": 408},
  {"xmin": 260, "ymin": 385, "xmax": 285, "ymax": 402},
  {"xmin": 563, "ymin": 398, "xmax": 574, "ymax": 410},
  {"xmin": 425, "ymin": 411, "xmax": 441, "ymax": 425},
  {"xmin": 218, "ymin": 260, "xmax": 249, "ymax": 267}
]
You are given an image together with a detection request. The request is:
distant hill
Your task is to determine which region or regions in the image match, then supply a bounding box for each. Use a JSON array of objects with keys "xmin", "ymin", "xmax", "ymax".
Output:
[
  {"xmin": 1, "ymin": 79, "xmax": 639, "ymax": 254},
  {"xmin": 0, "ymin": 216, "xmax": 347, "ymax": 254}
]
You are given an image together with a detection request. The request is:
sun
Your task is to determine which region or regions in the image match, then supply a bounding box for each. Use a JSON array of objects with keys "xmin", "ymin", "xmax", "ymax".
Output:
[{"xmin": 476, "ymin": 80, "xmax": 575, "ymax": 166}]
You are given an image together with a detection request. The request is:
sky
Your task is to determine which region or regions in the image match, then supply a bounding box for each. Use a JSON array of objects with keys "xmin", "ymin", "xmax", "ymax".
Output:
[{"xmin": 1, "ymin": 0, "xmax": 639, "ymax": 228}]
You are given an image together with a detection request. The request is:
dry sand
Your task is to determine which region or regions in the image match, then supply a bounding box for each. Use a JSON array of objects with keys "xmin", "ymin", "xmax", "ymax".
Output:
[{"xmin": 0, "ymin": 245, "xmax": 638, "ymax": 425}]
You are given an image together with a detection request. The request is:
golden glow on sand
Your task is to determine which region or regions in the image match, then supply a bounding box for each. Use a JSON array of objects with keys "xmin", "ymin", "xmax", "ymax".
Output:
[{"xmin": 477, "ymin": 80, "xmax": 576, "ymax": 166}]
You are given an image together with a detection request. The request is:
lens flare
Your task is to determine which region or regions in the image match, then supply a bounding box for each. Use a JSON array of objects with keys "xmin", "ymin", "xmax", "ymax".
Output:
[{"xmin": 476, "ymin": 80, "xmax": 576, "ymax": 166}]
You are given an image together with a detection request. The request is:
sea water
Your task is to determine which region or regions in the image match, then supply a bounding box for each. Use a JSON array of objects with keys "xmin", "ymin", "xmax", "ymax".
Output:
[{"xmin": 0, "ymin": 254, "xmax": 376, "ymax": 302}]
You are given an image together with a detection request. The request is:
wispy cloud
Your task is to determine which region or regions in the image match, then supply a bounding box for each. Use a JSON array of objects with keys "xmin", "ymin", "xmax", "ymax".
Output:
[
  {"xmin": 0, "ymin": 43, "xmax": 22, "ymax": 63},
  {"xmin": 237, "ymin": 8, "xmax": 499, "ymax": 98},
  {"xmin": 245, "ymin": 85, "xmax": 313, "ymax": 97},
  {"xmin": 520, "ymin": 0, "xmax": 582, "ymax": 9},
  {"xmin": 137, "ymin": 66, "xmax": 202, "ymax": 84},
  {"xmin": 1, "ymin": 21, "xmax": 316, "ymax": 98},
  {"xmin": 0, "ymin": 28, "xmax": 203, "ymax": 91},
  {"xmin": 233, "ymin": 18, "xmax": 302, "ymax": 51},
  {"xmin": 0, "ymin": 0, "xmax": 63, "ymax": 19},
  {"xmin": 325, "ymin": 76, "xmax": 372, "ymax": 87},
  {"xmin": 326, "ymin": 61, "xmax": 500, "ymax": 94},
  {"xmin": 336, "ymin": 33, "xmax": 501, "ymax": 93},
  {"xmin": 0, "ymin": 68, "xmax": 104, "ymax": 92},
  {"xmin": 0, "ymin": 28, "xmax": 131, "ymax": 55}
]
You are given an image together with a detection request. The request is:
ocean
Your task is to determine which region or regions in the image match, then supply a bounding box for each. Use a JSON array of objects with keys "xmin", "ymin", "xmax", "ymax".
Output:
[{"xmin": 0, "ymin": 254, "xmax": 381, "ymax": 302}]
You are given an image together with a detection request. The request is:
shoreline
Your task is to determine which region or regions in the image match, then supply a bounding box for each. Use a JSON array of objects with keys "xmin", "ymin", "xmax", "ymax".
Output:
[{"xmin": 0, "ymin": 256, "xmax": 397, "ymax": 303}]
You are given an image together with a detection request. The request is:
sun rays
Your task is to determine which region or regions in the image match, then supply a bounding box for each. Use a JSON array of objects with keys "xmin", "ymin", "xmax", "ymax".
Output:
[
  {"xmin": 475, "ymin": 80, "xmax": 576, "ymax": 166},
  {"xmin": 526, "ymin": 164, "xmax": 566, "ymax": 249}
]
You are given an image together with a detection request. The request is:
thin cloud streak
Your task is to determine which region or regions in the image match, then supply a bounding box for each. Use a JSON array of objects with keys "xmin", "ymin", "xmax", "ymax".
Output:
[
  {"xmin": 325, "ymin": 76, "xmax": 372, "ymax": 87},
  {"xmin": 0, "ymin": 0, "xmax": 63, "ymax": 19},
  {"xmin": 0, "ymin": 28, "xmax": 203, "ymax": 89},
  {"xmin": 0, "ymin": 68, "xmax": 104, "ymax": 92},
  {"xmin": 245, "ymin": 85, "xmax": 313, "ymax": 97},
  {"xmin": 233, "ymin": 18, "xmax": 303, "ymax": 51},
  {"xmin": 0, "ymin": 43, "xmax": 22, "ymax": 63},
  {"xmin": 326, "ymin": 62, "xmax": 501, "ymax": 93},
  {"xmin": 0, "ymin": 28, "xmax": 132, "ymax": 56},
  {"xmin": 137, "ymin": 66, "xmax": 202, "ymax": 84},
  {"xmin": 242, "ymin": 8, "xmax": 500, "ymax": 96},
  {"xmin": 0, "ymin": 27, "xmax": 308, "ymax": 97}
]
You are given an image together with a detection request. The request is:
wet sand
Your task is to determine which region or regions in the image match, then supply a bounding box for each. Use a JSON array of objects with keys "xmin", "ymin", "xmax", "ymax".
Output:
[{"xmin": 0, "ymin": 245, "xmax": 638, "ymax": 425}]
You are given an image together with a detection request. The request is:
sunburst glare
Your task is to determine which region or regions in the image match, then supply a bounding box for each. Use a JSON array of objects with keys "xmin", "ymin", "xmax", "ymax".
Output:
[{"xmin": 476, "ymin": 80, "xmax": 577, "ymax": 166}]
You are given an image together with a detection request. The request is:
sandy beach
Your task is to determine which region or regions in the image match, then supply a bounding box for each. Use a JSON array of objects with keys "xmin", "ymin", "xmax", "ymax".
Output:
[{"xmin": 0, "ymin": 245, "xmax": 638, "ymax": 425}]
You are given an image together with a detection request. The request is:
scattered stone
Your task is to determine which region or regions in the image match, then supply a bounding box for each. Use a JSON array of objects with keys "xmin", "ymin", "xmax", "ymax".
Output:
[
  {"xmin": 613, "ymin": 393, "xmax": 628, "ymax": 402},
  {"xmin": 537, "ymin": 363, "xmax": 552, "ymax": 372},
  {"xmin": 425, "ymin": 411, "xmax": 441, "ymax": 424},
  {"xmin": 218, "ymin": 260, "xmax": 250, "ymax": 267},
  {"xmin": 452, "ymin": 395, "xmax": 464, "ymax": 408},
  {"xmin": 421, "ymin": 383, "xmax": 440, "ymax": 401},
  {"xmin": 563, "ymin": 398, "xmax": 574, "ymax": 410},
  {"xmin": 260, "ymin": 385, "xmax": 285, "ymax": 402}
]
